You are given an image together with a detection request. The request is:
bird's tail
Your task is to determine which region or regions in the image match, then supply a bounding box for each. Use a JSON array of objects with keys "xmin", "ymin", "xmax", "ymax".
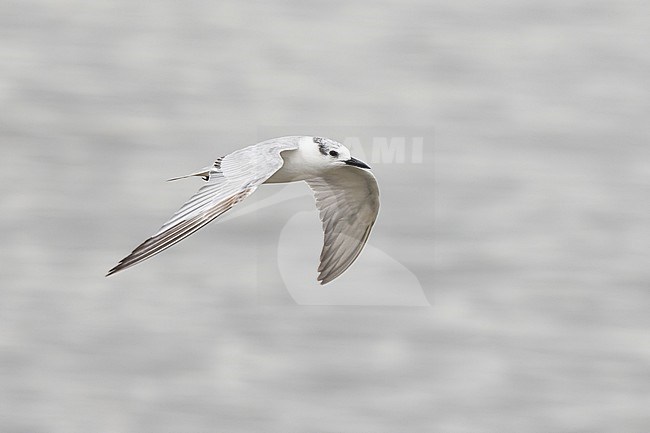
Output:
[{"xmin": 167, "ymin": 167, "xmax": 212, "ymax": 182}]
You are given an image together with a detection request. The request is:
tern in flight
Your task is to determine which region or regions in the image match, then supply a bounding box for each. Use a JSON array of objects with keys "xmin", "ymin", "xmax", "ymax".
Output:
[{"xmin": 107, "ymin": 136, "xmax": 380, "ymax": 284}]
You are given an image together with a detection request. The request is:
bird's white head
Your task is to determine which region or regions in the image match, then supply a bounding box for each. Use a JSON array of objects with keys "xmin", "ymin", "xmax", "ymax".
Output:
[{"xmin": 303, "ymin": 136, "xmax": 371, "ymax": 171}]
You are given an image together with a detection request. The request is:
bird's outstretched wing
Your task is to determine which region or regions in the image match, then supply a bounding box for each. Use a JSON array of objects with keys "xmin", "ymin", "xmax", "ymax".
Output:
[
  {"xmin": 107, "ymin": 138, "xmax": 300, "ymax": 276},
  {"xmin": 307, "ymin": 166, "xmax": 380, "ymax": 284}
]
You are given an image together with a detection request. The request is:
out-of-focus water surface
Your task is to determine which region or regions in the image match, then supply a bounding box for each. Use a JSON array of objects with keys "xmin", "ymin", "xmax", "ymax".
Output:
[{"xmin": 1, "ymin": 0, "xmax": 649, "ymax": 432}]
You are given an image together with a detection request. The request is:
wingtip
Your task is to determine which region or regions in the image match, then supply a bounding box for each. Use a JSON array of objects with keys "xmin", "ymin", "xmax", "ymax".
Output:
[
  {"xmin": 317, "ymin": 273, "xmax": 333, "ymax": 285},
  {"xmin": 105, "ymin": 267, "xmax": 118, "ymax": 277},
  {"xmin": 106, "ymin": 261, "xmax": 126, "ymax": 277}
]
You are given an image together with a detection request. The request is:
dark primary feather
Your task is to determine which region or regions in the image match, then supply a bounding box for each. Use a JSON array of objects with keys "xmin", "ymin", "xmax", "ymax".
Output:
[{"xmin": 106, "ymin": 188, "xmax": 249, "ymax": 276}]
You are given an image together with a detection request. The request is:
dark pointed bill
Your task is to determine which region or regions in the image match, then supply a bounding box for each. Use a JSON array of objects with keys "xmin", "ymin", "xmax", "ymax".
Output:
[{"xmin": 344, "ymin": 157, "xmax": 371, "ymax": 169}]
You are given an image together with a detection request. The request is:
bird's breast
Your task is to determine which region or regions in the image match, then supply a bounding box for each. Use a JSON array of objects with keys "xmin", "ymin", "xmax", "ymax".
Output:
[{"xmin": 264, "ymin": 148, "xmax": 316, "ymax": 184}]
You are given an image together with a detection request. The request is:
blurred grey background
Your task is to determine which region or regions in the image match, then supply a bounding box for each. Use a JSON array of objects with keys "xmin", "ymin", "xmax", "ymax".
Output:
[{"xmin": 1, "ymin": 0, "xmax": 649, "ymax": 432}]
